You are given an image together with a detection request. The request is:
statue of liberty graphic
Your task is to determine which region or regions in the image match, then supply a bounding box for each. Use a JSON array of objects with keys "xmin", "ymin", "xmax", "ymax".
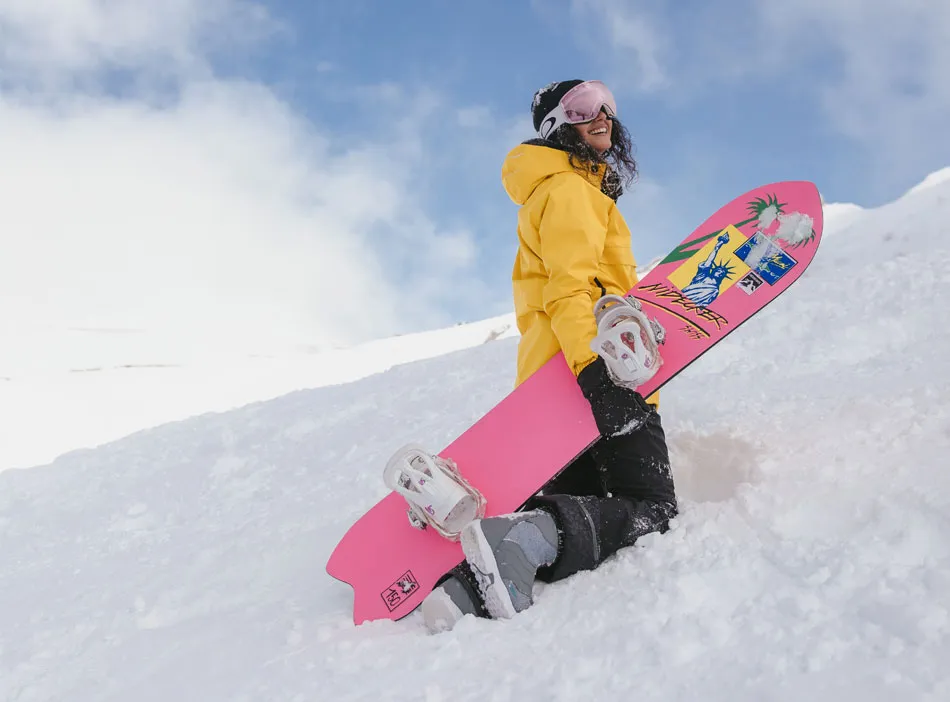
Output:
[{"xmin": 681, "ymin": 231, "xmax": 736, "ymax": 307}]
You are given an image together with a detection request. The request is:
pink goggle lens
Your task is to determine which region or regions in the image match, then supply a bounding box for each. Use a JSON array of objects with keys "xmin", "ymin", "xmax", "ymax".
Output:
[{"xmin": 560, "ymin": 81, "xmax": 618, "ymax": 123}]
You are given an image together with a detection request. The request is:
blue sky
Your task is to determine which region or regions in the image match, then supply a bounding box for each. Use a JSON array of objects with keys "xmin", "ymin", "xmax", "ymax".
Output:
[
  {"xmin": 2, "ymin": 0, "xmax": 948, "ymax": 354},
  {"xmin": 238, "ymin": 0, "xmax": 950, "ymax": 299}
]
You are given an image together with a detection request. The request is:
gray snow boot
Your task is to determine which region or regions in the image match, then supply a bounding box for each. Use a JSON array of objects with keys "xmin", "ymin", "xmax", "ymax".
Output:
[
  {"xmin": 460, "ymin": 509, "xmax": 559, "ymax": 619},
  {"xmin": 420, "ymin": 564, "xmax": 487, "ymax": 634}
]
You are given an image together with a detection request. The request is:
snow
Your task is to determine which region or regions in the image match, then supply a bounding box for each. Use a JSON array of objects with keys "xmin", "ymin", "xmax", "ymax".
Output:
[
  {"xmin": 2, "ymin": 170, "xmax": 950, "ymax": 701},
  {"xmin": 821, "ymin": 202, "xmax": 864, "ymax": 234},
  {"xmin": 775, "ymin": 211, "xmax": 814, "ymax": 244},
  {"xmin": 908, "ymin": 166, "xmax": 950, "ymax": 195},
  {"xmin": 0, "ymin": 314, "xmax": 517, "ymax": 472}
]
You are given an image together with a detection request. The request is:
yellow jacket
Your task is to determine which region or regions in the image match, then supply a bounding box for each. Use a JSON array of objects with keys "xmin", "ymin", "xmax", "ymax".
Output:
[{"xmin": 503, "ymin": 142, "xmax": 657, "ymax": 404}]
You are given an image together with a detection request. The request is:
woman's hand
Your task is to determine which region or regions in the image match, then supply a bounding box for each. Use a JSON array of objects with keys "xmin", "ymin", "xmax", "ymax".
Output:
[{"xmin": 576, "ymin": 357, "xmax": 653, "ymax": 437}]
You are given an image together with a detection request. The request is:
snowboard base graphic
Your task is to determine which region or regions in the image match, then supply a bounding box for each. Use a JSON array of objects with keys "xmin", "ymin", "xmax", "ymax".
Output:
[{"xmin": 327, "ymin": 182, "xmax": 824, "ymax": 624}]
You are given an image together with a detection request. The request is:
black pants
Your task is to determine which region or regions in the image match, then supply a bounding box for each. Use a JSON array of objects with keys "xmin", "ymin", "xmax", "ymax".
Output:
[
  {"xmin": 441, "ymin": 409, "xmax": 676, "ymax": 599},
  {"xmin": 527, "ymin": 408, "xmax": 677, "ymax": 582}
]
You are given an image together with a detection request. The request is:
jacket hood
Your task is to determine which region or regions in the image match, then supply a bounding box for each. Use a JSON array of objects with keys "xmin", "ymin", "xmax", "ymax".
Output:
[{"xmin": 501, "ymin": 141, "xmax": 604, "ymax": 205}]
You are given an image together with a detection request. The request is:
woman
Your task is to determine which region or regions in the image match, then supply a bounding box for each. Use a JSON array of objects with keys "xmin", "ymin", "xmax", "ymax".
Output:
[{"xmin": 421, "ymin": 79, "xmax": 678, "ymax": 632}]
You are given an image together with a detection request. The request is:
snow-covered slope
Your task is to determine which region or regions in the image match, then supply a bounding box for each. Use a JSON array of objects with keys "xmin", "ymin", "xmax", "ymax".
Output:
[
  {"xmin": 2, "ymin": 172, "xmax": 949, "ymax": 701},
  {"xmin": 908, "ymin": 166, "xmax": 950, "ymax": 195},
  {"xmin": 0, "ymin": 314, "xmax": 518, "ymax": 472},
  {"xmin": 821, "ymin": 201, "xmax": 865, "ymax": 233}
]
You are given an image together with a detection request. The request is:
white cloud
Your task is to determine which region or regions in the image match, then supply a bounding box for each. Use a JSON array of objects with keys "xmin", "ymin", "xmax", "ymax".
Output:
[
  {"xmin": 3, "ymin": 87, "xmax": 392, "ymax": 345},
  {"xmin": 569, "ymin": 0, "xmax": 669, "ymax": 92},
  {"xmin": 0, "ymin": 0, "xmax": 275, "ymax": 87},
  {"xmin": 756, "ymin": 0, "xmax": 950, "ymax": 181},
  {"xmin": 0, "ymin": 0, "xmax": 479, "ymax": 373}
]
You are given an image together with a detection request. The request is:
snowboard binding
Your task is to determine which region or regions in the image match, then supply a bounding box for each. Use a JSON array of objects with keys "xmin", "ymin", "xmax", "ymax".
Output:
[
  {"xmin": 383, "ymin": 444, "xmax": 486, "ymax": 541},
  {"xmin": 590, "ymin": 294, "xmax": 666, "ymax": 390}
]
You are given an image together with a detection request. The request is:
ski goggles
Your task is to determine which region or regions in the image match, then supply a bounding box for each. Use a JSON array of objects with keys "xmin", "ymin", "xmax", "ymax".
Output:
[{"xmin": 537, "ymin": 80, "xmax": 618, "ymax": 139}]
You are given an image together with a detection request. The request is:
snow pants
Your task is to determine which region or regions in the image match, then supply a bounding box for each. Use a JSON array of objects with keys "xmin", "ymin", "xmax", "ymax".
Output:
[
  {"xmin": 441, "ymin": 408, "xmax": 676, "ymax": 596},
  {"xmin": 526, "ymin": 407, "xmax": 677, "ymax": 582}
]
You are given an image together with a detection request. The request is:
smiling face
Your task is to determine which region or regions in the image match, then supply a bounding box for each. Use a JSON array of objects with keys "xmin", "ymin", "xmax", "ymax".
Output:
[{"xmin": 573, "ymin": 108, "xmax": 613, "ymax": 153}]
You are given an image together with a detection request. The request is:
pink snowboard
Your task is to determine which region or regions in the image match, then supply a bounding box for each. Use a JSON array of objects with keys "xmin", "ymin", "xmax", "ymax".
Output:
[{"xmin": 327, "ymin": 181, "xmax": 824, "ymax": 624}]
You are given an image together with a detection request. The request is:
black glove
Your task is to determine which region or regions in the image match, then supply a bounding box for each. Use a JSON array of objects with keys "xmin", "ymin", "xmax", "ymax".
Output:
[{"xmin": 577, "ymin": 357, "xmax": 653, "ymax": 437}]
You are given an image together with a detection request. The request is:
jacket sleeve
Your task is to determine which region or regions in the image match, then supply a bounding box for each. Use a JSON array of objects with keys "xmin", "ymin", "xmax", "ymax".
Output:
[{"xmin": 537, "ymin": 179, "xmax": 607, "ymax": 376}]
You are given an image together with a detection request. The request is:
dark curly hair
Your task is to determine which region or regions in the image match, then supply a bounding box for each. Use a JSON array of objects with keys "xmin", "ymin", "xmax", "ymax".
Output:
[{"xmin": 547, "ymin": 117, "xmax": 639, "ymax": 201}]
